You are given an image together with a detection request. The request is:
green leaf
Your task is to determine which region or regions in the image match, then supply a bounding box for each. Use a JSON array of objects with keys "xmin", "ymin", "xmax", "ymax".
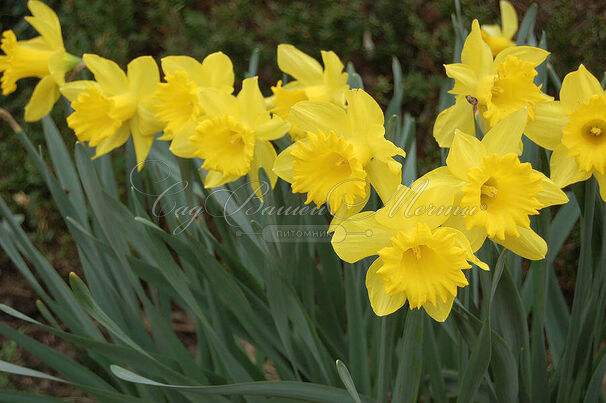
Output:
[
  {"xmin": 111, "ymin": 365, "xmax": 373, "ymax": 402},
  {"xmin": 385, "ymin": 57, "xmax": 403, "ymax": 122},
  {"xmin": 346, "ymin": 62, "xmax": 364, "ymax": 90},
  {"xmin": 246, "ymin": 47, "xmax": 260, "ymax": 78},
  {"xmin": 516, "ymin": 4, "xmax": 538, "ymax": 45},
  {"xmin": 392, "ymin": 310, "xmax": 424, "ymax": 403},
  {"xmin": 336, "ymin": 360, "xmax": 362, "ymax": 403}
]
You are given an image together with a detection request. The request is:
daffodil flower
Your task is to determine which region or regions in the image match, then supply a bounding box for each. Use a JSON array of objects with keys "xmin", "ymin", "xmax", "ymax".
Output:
[
  {"xmin": 434, "ymin": 19, "xmax": 551, "ymax": 147},
  {"xmin": 188, "ymin": 77, "xmax": 290, "ymax": 197},
  {"xmin": 0, "ymin": 1, "xmax": 80, "ymax": 121},
  {"xmin": 432, "ymin": 109, "xmax": 568, "ymax": 259},
  {"xmin": 331, "ymin": 173, "xmax": 488, "ymax": 322},
  {"xmin": 269, "ymin": 44, "xmax": 349, "ymax": 139},
  {"xmin": 154, "ymin": 52, "xmax": 234, "ymax": 158},
  {"xmin": 273, "ymin": 89, "xmax": 405, "ymax": 216},
  {"xmin": 61, "ymin": 54, "xmax": 162, "ymax": 169},
  {"xmin": 481, "ymin": 1, "xmax": 518, "ymax": 56},
  {"xmin": 524, "ymin": 65, "xmax": 606, "ymax": 201}
]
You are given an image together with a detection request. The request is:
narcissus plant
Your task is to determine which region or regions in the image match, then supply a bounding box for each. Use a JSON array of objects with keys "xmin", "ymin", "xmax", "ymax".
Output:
[
  {"xmin": 0, "ymin": 1, "xmax": 80, "ymax": 121},
  {"xmin": 61, "ymin": 54, "xmax": 162, "ymax": 168}
]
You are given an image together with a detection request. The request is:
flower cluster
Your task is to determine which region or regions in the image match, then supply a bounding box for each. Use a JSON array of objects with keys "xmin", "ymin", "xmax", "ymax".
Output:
[{"xmin": 2, "ymin": 1, "xmax": 602, "ymax": 322}]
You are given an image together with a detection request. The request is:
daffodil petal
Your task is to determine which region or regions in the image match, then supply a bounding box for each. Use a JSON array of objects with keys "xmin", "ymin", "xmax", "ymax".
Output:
[
  {"xmin": 536, "ymin": 174, "xmax": 569, "ymax": 207},
  {"xmin": 237, "ymin": 77, "xmax": 267, "ymax": 126},
  {"xmin": 461, "ymin": 20, "xmax": 493, "ymax": 76},
  {"xmin": 127, "ymin": 56, "xmax": 159, "ymax": 99},
  {"xmin": 524, "ymin": 101, "xmax": 567, "ymax": 150},
  {"xmin": 277, "ymin": 44, "xmax": 323, "ymax": 86},
  {"xmin": 423, "ymin": 294, "xmax": 455, "ymax": 322},
  {"xmin": 433, "ymin": 97, "xmax": 475, "ymax": 148},
  {"xmin": 199, "ymin": 51, "xmax": 234, "ymax": 92},
  {"xmin": 500, "ymin": 1, "xmax": 518, "ymax": 39},
  {"xmin": 130, "ymin": 115, "xmax": 155, "ymax": 169},
  {"xmin": 445, "ymin": 64, "xmax": 478, "ymax": 95},
  {"xmin": 443, "ymin": 213, "xmax": 488, "ymax": 252},
  {"xmin": 289, "ymin": 101, "xmax": 350, "ymax": 137},
  {"xmin": 273, "ymin": 143, "xmax": 297, "ymax": 183},
  {"xmin": 331, "ymin": 211, "xmax": 396, "ymax": 263},
  {"xmin": 346, "ymin": 89, "xmax": 384, "ymax": 138},
  {"xmin": 198, "ymin": 89, "xmax": 239, "ymax": 118},
  {"xmin": 48, "ymin": 49, "xmax": 69, "ymax": 86},
  {"xmin": 205, "ymin": 170, "xmax": 240, "ymax": 188},
  {"xmin": 482, "ymin": 108, "xmax": 527, "ymax": 155},
  {"xmin": 378, "ymin": 168, "xmax": 461, "ymax": 231},
  {"xmin": 452, "ymin": 229, "xmax": 489, "ymax": 270},
  {"xmin": 60, "ymin": 80, "xmax": 100, "ymax": 102},
  {"xmin": 595, "ymin": 172, "xmax": 606, "ymax": 202},
  {"xmin": 161, "ymin": 56, "xmax": 202, "ymax": 80},
  {"xmin": 321, "ymin": 50, "xmax": 347, "ymax": 86},
  {"xmin": 24, "ymin": 75, "xmax": 59, "ymax": 122},
  {"xmin": 25, "ymin": 0, "xmax": 63, "ymax": 50},
  {"xmin": 481, "ymin": 24, "xmax": 502, "ymax": 37},
  {"xmin": 366, "ymin": 157, "xmax": 402, "ymax": 204},
  {"xmin": 560, "ymin": 65, "xmax": 604, "ymax": 113},
  {"xmin": 366, "ymin": 258, "xmax": 406, "ymax": 316},
  {"xmin": 446, "ymin": 131, "xmax": 486, "ymax": 179},
  {"xmin": 82, "ymin": 54, "xmax": 128, "ymax": 96},
  {"xmin": 250, "ymin": 140, "xmax": 278, "ymax": 200},
  {"xmin": 493, "ymin": 46, "xmax": 548, "ymax": 68},
  {"xmin": 254, "ymin": 116, "xmax": 290, "ymax": 141},
  {"xmin": 496, "ymin": 227, "xmax": 547, "ymax": 260},
  {"xmin": 169, "ymin": 121, "xmax": 198, "ymax": 159},
  {"xmin": 94, "ymin": 124, "xmax": 130, "ymax": 158},
  {"xmin": 550, "ymin": 144, "xmax": 592, "ymax": 187}
]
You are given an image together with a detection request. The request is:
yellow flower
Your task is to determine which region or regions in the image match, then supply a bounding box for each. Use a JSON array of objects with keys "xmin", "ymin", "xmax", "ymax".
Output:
[
  {"xmin": 61, "ymin": 54, "xmax": 162, "ymax": 169},
  {"xmin": 433, "ymin": 109, "xmax": 568, "ymax": 259},
  {"xmin": 153, "ymin": 52, "xmax": 234, "ymax": 158},
  {"xmin": 273, "ymin": 89, "xmax": 405, "ymax": 215},
  {"xmin": 269, "ymin": 44, "xmax": 349, "ymax": 140},
  {"xmin": 331, "ymin": 174, "xmax": 488, "ymax": 322},
  {"xmin": 434, "ymin": 19, "xmax": 551, "ymax": 147},
  {"xmin": 0, "ymin": 1, "xmax": 80, "ymax": 121},
  {"xmin": 524, "ymin": 65, "xmax": 606, "ymax": 201},
  {"xmin": 481, "ymin": 1, "xmax": 518, "ymax": 56},
  {"xmin": 188, "ymin": 77, "xmax": 290, "ymax": 197}
]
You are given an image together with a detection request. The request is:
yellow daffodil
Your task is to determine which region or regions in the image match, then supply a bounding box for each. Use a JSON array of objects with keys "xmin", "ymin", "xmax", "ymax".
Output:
[
  {"xmin": 61, "ymin": 54, "xmax": 162, "ymax": 168},
  {"xmin": 331, "ymin": 173, "xmax": 488, "ymax": 322},
  {"xmin": 273, "ymin": 89, "xmax": 405, "ymax": 215},
  {"xmin": 524, "ymin": 65, "xmax": 606, "ymax": 200},
  {"xmin": 434, "ymin": 19, "xmax": 551, "ymax": 147},
  {"xmin": 154, "ymin": 52, "xmax": 234, "ymax": 158},
  {"xmin": 481, "ymin": 1, "xmax": 518, "ymax": 56},
  {"xmin": 269, "ymin": 44, "xmax": 349, "ymax": 139},
  {"xmin": 0, "ymin": 1, "xmax": 80, "ymax": 121},
  {"xmin": 188, "ymin": 77, "xmax": 290, "ymax": 197},
  {"xmin": 432, "ymin": 109, "xmax": 568, "ymax": 259}
]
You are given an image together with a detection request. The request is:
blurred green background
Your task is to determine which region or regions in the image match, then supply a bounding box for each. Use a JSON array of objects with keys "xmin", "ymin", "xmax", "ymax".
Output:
[{"xmin": 0, "ymin": 0, "xmax": 604, "ymax": 395}]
